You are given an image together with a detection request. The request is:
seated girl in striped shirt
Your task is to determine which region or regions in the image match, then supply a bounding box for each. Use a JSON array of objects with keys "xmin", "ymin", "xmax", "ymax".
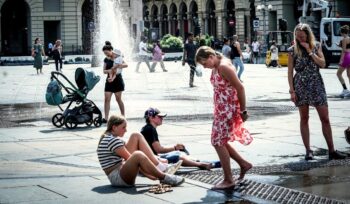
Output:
[{"xmin": 97, "ymin": 115, "xmax": 185, "ymax": 187}]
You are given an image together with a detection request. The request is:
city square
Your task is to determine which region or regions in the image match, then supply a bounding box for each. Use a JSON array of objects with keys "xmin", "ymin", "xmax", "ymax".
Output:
[{"xmin": 1, "ymin": 0, "xmax": 350, "ymax": 203}]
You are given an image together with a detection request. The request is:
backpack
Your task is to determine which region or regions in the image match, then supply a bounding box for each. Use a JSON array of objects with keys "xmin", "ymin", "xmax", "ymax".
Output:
[{"xmin": 45, "ymin": 80, "xmax": 63, "ymax": 105}]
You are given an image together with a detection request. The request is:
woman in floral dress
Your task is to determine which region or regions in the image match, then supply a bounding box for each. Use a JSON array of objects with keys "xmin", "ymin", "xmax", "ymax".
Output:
[
  {"xmin": 287, "ymin": 23, "xmax": 346, "ymax": 161},
  {"xmin": 195, "ymin": 46, "xmax": 253, "ymax": 190}
]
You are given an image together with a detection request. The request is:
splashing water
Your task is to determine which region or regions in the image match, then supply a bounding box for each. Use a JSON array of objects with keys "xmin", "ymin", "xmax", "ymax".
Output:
[{"xmin": 94, "ymin": 0, "xmax": 134, "ymax": 65}]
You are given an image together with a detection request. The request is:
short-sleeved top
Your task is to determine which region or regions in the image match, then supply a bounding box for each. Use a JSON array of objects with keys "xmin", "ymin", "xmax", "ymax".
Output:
[
  {"xmin": 184, "ymin": 42, "xmax": 198, "ymax": 63},
  {"xmin": 139, "ymin": 41, "xmax": 148, "ymax": 55},
  {"xmin": 97, "ymin": 134, "xmax": 125, "ymax": 170},
  {"xmin": 252, "ymin": 42, "xmax": 260, "ymax": 52},
  {"xmin": 222, "ymin": 45, "xmax": 231, "ymax": 58},
  {"xmin": 104, "ymin": 58, "xmax": 114, "ymax": 80},
  {"xmin": 140, "ymin": 124, "xmax": 159, "ymax": 155},
  {"xmin": 270, "ymin": 45, "xmax": 279, "ymax": 60}
]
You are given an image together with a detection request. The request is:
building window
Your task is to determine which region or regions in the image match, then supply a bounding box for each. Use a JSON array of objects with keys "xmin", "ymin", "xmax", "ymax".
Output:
[{"xmin": 44, "ymin": 0, "xmax": 61, "ymax": 12}]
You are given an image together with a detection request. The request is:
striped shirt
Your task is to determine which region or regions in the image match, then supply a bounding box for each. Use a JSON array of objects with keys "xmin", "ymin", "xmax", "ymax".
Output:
[{"xmin": 97, "ymin": 134, "xmax": 125, "ymax": 170}]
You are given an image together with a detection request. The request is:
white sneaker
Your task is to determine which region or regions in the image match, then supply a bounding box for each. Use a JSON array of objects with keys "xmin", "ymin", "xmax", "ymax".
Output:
[
  {"xmin": 340, "ymin": 89, "xmax": 350, "ymax": 97},
  {"xmin": 164, "ymin": 160, "xmax": 183, "ymax": 175},
  {"xmin": 161, "ymin": 174, "xmax": 185, "ymax": 186}
]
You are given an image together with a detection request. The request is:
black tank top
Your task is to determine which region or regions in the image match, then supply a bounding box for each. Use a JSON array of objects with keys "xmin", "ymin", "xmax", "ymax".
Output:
[{"xmin": 230, "ymin": 43, "xmax": 240, "ymax": 58}]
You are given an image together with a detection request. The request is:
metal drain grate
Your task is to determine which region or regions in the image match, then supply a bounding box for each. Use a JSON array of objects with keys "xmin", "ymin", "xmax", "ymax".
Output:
[{"xmin": 180, "ymin": 159, "xmax": 350, "ymax": 204}]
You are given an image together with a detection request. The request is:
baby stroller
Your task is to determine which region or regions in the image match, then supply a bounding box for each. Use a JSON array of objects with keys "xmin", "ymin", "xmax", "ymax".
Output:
[{"xmin": 46, "ymin": 67, "xmax": 102, "ymax": 129}]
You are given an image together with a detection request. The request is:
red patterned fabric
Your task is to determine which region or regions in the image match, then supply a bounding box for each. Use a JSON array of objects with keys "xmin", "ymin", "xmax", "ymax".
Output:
[{"xmin": 210, "ymin": 67, "xmax": 253, "ymax": 146}]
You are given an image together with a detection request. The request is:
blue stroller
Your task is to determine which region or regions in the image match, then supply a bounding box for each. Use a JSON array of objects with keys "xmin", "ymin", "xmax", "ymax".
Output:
[{"xmin": 46, "ymin": 68, "xmax": 102, "ymax": 129}]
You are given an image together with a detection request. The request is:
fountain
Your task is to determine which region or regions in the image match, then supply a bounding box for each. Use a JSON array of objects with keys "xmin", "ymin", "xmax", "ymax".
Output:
[{"xmin": 92, "ymin": 0, "xmax": 134, "ymax": 67}]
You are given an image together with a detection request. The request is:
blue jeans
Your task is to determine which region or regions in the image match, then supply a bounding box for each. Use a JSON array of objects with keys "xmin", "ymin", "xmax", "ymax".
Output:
[
  {"xmin": 233, "ymin": 57, "xmax": 244, "ymax": 79},
  {"xmin": 159, "ymin": 151, "xmax": 181, "ymax": 163}
]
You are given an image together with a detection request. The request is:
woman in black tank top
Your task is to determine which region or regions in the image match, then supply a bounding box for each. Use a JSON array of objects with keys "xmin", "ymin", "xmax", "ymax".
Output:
[{"xmin": 230, "ymin": 35, "xmax": 245, "ymax": 81}]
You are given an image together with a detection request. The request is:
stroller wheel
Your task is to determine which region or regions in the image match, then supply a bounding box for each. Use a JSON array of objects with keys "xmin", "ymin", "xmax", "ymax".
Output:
[
  {"xmin": 85, "ymin": 120, "xmax": 93, "ymax": 127},
  {"xmin": 65, "ymin": 115, "xmax": 78, "ymax": 129},
  {"xmin": 93, "ymin": 117, "xmax": 102, "ymax": 127},
  {"xmin": 52, "ymin": 113, "xmax": 64, "ymax": 128}
]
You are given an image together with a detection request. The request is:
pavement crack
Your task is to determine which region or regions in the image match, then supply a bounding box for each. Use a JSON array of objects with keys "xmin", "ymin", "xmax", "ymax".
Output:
[{"xmin": 37, "ymin": 185, "xmax": 68, "ymax": 198}]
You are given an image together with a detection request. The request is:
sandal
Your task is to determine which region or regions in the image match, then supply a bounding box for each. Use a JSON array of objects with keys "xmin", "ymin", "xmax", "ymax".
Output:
[{"xmin": 149, "ymin": 184, "xmax": 173, "ymax": 194}]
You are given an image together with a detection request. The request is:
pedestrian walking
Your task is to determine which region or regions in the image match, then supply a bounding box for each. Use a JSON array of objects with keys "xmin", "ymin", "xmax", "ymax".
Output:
[
  {"xmin": 230, "ymin": 35, "xmax": 245, "ymax": 81},
  {"xmin": 182, "ymin": 32, "xmax": 198, "ymax": 87},
  {"xmin": 52, "ymin": 40, "xmax": 63, "ymax": 72},
  {"xmin": 251, "ymin": 39, "xmax": 260, "ymax": 64},
  {"xmin": 337, "ymin": 25, "xmax": 350, "ymax": 97},
  {"xmin": 287, "ymin": 23, "xmax": 346, "ymax": 161},
  {"xmin": 31, "ymin": 38, "xmax": 46, "ymax": 75},
  {"xmin": 195, "ymin": 46, "xmax": 253, "ymax": 190},
  {"xmin": 97, "ymin": 115, "xmax": 185, "ymax": 187},
  {"xmin": 151, "ymin": 40, "xmax": 168, "ymax": 72},
  {"xmin": 102, "ymin": 41, "xmax": 128, "ymax": 122},
  {"xmin": 140, "ymin": 107, "xmax": 213, "ymax": 170},
  {"xmin": 221, "ymin": 37, "xmax": 231, "ymax": 59},
  {"xmin": 136, "ymin": 37, "xmax": 152, "ymax": 72}
]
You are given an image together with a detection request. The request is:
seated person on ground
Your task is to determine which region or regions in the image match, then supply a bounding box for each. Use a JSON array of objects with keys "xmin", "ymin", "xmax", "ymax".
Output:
[
  {"xmin": 140, "ymin": 107, "xmax": 216, "ymax": 170},
  {"xmin": 96, "ymin": 115, "xmax": 185, "ymax": 187}
]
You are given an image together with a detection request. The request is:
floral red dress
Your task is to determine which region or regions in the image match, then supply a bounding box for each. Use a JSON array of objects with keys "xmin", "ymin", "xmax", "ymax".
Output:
[{"xmin": 210, "ymin": 67, "xmax": 253, "ymax": 146}]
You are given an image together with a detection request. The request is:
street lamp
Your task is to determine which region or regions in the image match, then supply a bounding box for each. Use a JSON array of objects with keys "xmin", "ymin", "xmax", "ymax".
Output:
[{"xmin": 256, "ymin": 1, "xmax": 273, "ymax": 35}]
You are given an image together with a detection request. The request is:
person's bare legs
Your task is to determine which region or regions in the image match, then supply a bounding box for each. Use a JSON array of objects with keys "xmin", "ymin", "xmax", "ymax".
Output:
[
  {"xmin": 315, "ymin": 105, "xmax": 335, "ymax": 152},
  {"xmin": 125, "ymin": 133, "xmax": 160, "ymax": 165},
  {"xmin": 336, "ymin": 67, "xmax": 346, "ymax": 86},
  {"xmin": 119, "ymin": 151, "xmax": 165, "ymax": 184},
  {"xmin": 179, "ymin": 155, "xmax": 212, "ymax": 170},
  {"xmin": 212, "ymin": 145, "xmax": 235, "ymax": 189},
  {"xmin": 226, "ymin": 143, "xmax": 252, "ymax": 180},
  {"xmin": 347, "ymin": 68, "xmax": 350, "ymax": 84},
  {"xmin": 104, "ymin": 92, "xmax": 113, "ymax": 120},
  {"xmin": 299, "ymin": 105, "xmax": 311, "ymax": 151},
  {"xmin": 115, "ymin": 91, "xmax": 125, "ymax": 116}
]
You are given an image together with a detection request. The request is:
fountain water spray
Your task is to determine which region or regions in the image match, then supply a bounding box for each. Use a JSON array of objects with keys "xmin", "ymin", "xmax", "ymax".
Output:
[{"xmin": 93, "ymin": 0, "xmax": 134, "ymax": 66}]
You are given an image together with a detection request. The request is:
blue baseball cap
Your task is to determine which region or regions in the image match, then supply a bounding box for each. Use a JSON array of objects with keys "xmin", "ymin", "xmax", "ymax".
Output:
[{"xmin": 144, "ymin": 107, "xmax": 167, "ymax": 118}]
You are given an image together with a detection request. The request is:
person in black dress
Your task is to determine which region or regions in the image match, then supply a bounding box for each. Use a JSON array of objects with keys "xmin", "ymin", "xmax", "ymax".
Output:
[{"xmin": 102, "ymin": 41, "xmax": 128, "ymax": 122}]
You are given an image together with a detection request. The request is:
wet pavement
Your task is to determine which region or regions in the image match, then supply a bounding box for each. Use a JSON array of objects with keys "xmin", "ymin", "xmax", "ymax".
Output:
[{"xmin": 0, "ymin": 62, "xmax": 349, "ymax": 203}]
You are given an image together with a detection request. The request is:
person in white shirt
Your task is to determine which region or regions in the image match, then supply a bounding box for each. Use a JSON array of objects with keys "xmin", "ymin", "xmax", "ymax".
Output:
[
  {"xmin": 136, "ymin": 37, "xmax": 152, "ymax": 72},
  {"xmin": 268, "ymin": 41, "xmax": 281, "ymax": 68},
  {"xmin": 251, "ymin": 39, "xmax": 260, "ymax": 64}
]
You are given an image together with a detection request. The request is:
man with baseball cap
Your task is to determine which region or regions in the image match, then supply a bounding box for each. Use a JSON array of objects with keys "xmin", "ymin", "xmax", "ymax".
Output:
[{"xmin": 141, "ymin": 107, "xmax": 213, "ymax": 170}]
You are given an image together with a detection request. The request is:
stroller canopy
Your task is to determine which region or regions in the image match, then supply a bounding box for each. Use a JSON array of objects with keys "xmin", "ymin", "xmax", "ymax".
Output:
[{"xmin": 75, "ymin": 67, "xmax": 100, "ymax": 92}]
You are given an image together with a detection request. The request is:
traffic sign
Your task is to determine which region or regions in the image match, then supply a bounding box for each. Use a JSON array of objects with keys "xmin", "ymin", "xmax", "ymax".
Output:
[{"xmin": 253, "ymin": 20, "xmax": 259, "ymax": 28}]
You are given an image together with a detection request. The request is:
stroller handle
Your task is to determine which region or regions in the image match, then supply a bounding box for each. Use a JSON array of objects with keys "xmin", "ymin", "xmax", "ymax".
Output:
[{"xmin": 50, "ymin": 71, "xmax": 85, "ymax": 99}]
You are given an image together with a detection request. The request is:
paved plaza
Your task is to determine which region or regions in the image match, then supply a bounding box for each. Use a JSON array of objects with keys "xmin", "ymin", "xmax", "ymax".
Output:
[{"xmin": 0, "ymin": 61, "xmax": 349, "ymax": 203}]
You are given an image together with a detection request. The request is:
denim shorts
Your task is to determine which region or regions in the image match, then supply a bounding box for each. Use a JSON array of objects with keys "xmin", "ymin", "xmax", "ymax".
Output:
[
  {"xmin": 107, "ymin": 163, "xmax": 134, "ymax": 187},
  {"xmin": 159, "ymin": 151, "xmax": 181, "ymax": 163}
]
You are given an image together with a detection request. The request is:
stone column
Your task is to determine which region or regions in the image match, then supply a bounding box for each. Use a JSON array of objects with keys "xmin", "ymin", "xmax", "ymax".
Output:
[
  {"xmin": 216, "ymin": 13, "xmax": 223, "ymax": 39},
  {"xmin": 159, "ymin": 16, "xmax": 163, "ymax": 37},
  {"xmin": 203, "ymin": 13, "xmax": 208, "ymax": 35}
]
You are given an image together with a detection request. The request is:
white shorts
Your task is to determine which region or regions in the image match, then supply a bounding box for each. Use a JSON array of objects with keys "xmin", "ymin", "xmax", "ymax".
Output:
[{"xmin": 107, "ymin": 163, "xmax": 134, "ymax": 187}]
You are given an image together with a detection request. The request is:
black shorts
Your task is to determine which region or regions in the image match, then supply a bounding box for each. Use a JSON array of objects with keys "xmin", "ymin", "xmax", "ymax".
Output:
[
  {"xmin": 104, "ymin": 74, "xmax": 125, "ymax": 93},
  {"xmin": 253, "ymin": 52, "xmax": 259, "ymax": 57}
]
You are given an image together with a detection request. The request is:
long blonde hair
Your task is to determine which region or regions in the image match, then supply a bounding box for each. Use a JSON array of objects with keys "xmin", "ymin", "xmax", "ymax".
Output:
[
  {"xmin": 293, "ymin": 23, "xmax": 316, "ymax": 57},
  {"xmin": 195, "ymin": 46, "xmax": 223, "ymax": 64},
  {"xmin": 99, "ymin": 115, "xmax": 126, "ymax": 144}
]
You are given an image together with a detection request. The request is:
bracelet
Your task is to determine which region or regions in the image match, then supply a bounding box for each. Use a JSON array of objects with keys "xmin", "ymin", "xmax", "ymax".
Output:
[
  {"xmin": 289, "ymin": 90, "xmax": 295, "ymax": 94},
  {"xmin": 308, "ymin": 52, "xmax": 314, "ymax": 56}
]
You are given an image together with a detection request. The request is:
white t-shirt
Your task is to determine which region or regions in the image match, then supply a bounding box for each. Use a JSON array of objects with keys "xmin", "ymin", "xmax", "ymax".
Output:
[
  {"xmin": 270, "ymin": 45, "xmax": 279, "ymax": 60},
  {"xmin": 114, "ymin": 56, "xmax": 123, "ymax": 74},
  {"xmin": 252, "ymin": 41, "xmax": 260, "ymax": 52},
  {"xmin": 139, "ymin": 41, "xmax": 148, "ymax": 55}
]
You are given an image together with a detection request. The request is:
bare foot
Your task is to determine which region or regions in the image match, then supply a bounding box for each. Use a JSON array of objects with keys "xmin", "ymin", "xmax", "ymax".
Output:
[
  {"xmin": 211, "ymin": 180, "xmax": 235, "ymax": 190},
  {"xmin": 238, "ymin": 162, "xmax": 253, "ymax": 180},
  {"xmin": 199, "ymin": 162, "xmax": 212, "ymax": 170}
]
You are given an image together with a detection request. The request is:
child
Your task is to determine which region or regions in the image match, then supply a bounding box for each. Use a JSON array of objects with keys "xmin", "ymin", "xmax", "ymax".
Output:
[
  {"xmin": 108, "ymin": 49, "xmax": 124, "ymax": 83},
  {"xmin": 97, "ymin": 115, "xmax": 185, "ymax": 187},
  {"xmin": 195, "ymin": 46, "xmax": 253, "ymax": 190}
]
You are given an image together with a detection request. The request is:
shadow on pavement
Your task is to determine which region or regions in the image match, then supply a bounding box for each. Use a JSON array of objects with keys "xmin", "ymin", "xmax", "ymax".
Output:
[{"xmin": 91, "ymin": 184, "xmax": 150, "ymax": 195}]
